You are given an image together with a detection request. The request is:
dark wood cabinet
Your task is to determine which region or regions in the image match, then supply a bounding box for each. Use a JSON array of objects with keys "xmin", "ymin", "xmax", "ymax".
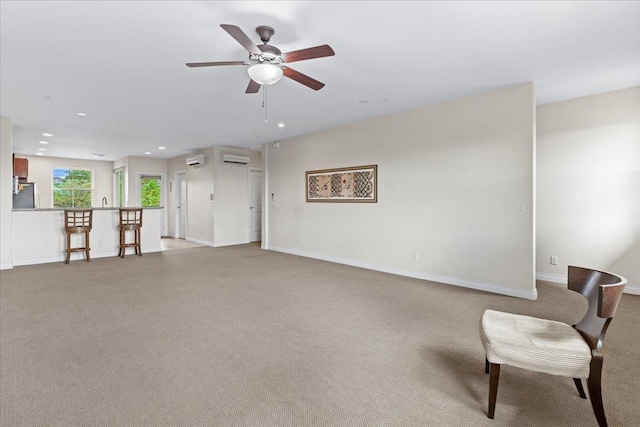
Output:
[{"xmin": 14, "ymin": 157, "xmax": 28, "ymax": 179}]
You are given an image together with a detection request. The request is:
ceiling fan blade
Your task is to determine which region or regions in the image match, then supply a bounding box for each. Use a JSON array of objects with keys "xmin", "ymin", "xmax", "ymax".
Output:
[
  {"xmin": 281, "ymin": 45, "xmax": 335, "ymax": 63},
  {"xmin": 186, "ymin": 61, "xmax": 246, "ymax": 68},
  {"xmin": 246, "ymin": 79, "xmax": 261, "ymax": 94},
  {"xmin": 282, "ymin": 67, "xmax": 325, "ymax": 91},
  {"xmin": 220, "ymin": 24, "xmax": 262, "ymax": 55}
]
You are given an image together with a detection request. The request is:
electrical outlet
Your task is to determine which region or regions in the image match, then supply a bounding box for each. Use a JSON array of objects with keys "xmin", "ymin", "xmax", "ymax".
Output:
[
  {"xmin": 412, "ymin": 253, "xmax": 418, "ymax": 261},
  {"xmin": 518, "ymin": 203, "xmax": 526, "ymax": 214},
  {"xmin": 550, "ymin": 256, "xmax": 558, "ymax": 265}
]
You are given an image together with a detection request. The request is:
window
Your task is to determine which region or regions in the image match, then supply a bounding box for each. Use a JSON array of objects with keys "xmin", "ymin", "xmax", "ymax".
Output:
[
  {"xmin": 114, "ymin": 168, "xmax": 126, "ymax": 207},
  {"xmin": 52, "ymin": 168, "xmax": 93, "ymax": 208},
  {"xmin": 140, "ymin": 175, "xmax": 162, "ymax": 207}
]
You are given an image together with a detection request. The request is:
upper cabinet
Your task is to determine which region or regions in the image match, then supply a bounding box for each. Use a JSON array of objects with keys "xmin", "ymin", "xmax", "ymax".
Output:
[{"xmin": 13, "ymin": 157, "xmax": 28, "ymax": 179}]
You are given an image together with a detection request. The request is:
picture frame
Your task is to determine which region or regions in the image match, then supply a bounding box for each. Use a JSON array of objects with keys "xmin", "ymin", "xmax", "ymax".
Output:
[{"xmin": 306, "ymin": 165, "xmax": 377, "ymax": 203}]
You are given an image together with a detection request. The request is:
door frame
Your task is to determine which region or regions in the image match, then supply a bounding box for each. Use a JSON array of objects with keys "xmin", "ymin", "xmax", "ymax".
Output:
[
  {"xmin": 135, "ymin": 171, "xmax": 167, "ymax": 236},
  {"xmin": 248, "ymin": 167, "xmax": 263, "ymax": 242},
  {"xmin": 112, "ymin": 167, "xmax": 127, "ymax": 207},
  {"xmin": 174, "ymin": 170, "xmax": 187, "ymax": 239}
]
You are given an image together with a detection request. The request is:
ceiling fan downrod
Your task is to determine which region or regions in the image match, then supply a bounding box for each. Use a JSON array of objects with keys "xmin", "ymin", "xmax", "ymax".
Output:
[{"xmin": 263, "ymin": 84, "xmax": 268, "ymax": 123}]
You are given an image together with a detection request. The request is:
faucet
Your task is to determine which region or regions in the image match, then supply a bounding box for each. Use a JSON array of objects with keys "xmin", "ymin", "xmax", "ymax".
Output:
[{"xmin": 101, "ymin": 196, "xmax": 108, "ymax": 208}]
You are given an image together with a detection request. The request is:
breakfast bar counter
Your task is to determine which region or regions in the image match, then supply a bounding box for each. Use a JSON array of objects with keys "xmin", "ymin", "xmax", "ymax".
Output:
[{"xmin": 12, "ymin": 207, "xmax": 162, "ymax": 266}]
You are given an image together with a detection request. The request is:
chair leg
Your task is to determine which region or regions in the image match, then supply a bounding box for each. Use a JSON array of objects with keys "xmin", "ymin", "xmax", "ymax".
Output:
[
  {"xmin": 488, "ymin": 363, "xmax": 500, "ymax": 419},
  {"xmin": 65, "ymin": 232, "xmax": 71, "ymax": 264},
  {"xmin": 119, "ymin": 229, "xmax": 125, "ymax": 258},
  {"xmin": 573, "ymin": 378, "xmax": 587, "ymax": 399},
  {"xmin": 485, "ymin": 358, "xmax": 489, "ymax": 374},
  {"xmin": 587, "ymin": 357, "xmax": 608, "ymax": 427},
  {"xmin": 137, "ymin": 229, "xmax": 142, "ymax": 256},
  {"xmin": 85, "ymin": 231, "xmax": 91, "ymax": 262}
]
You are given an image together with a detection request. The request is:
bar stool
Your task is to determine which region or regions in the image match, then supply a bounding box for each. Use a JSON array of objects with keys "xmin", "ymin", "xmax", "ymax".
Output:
[
  {"xmin": 119, "ymin": 208, "xmax": 143, "ymax": 258},
  {"xmin": 64, "ymin": 209, "xmax": 93, "ymax": 264}
]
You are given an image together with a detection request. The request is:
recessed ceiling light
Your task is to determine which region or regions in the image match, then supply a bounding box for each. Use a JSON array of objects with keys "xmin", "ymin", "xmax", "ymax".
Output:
[
  {"xmin": 145, "ymin": 152, "xmax": 151, "ymax": 155},
  {"xmin": 38, "ymin": 148, "xmax": 47, "ymax": 151},
  {"xmin": 39, "ymin": 141, "xmax": 49, "ymax": 144},
  {"xmin": 278, "ymin": 123, "xmax": 285, "ymax": 128},
  {"xmin": 158, "ymin": 146, "xmax": 166, "ymax": 150},
  {"xmin": 42, "ymin": 133, "xmax": 53, "ymax": 137},
  {"xmin": 91, "ymin": 153, "xmax": 104, "ymax": 158},
  {"xmin": 77, "ymin": 112, "xmax": 86, "ymax": 116},
  {"xmin": 36, "ymin": 152, "xmax": 44, "ymax": 156}
]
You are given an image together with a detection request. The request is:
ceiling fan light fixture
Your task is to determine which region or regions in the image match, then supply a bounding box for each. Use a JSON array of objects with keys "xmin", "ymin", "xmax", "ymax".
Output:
[{"xmin": 248, "ymin": 63, "xmax": 283, "ymax": 86}]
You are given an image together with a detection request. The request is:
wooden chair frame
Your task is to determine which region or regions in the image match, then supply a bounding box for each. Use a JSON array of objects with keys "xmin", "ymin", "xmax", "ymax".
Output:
[
  {"xmin": 118, "ymin": 208, "xmax": 143, "ymax": 258},
  {"xmin": 64, "ymin": 209, "xmax": 93, "ymax": 264},
  {"xmin": 485, "ymin": 266, "xmax": 627, "ymax": 427}
]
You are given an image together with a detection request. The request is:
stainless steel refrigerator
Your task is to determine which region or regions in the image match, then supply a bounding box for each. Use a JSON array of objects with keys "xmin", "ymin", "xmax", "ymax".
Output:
[{"xmin": 13, "ymin": 182, "xmax": 37, "ymax": 209}]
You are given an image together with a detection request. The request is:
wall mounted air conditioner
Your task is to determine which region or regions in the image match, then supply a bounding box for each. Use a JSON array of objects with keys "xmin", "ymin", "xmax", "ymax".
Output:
[
  {"xmin": 222, "ymin": 154, "xmax": 250, "ymax": 165},
  {"xmin": 186, "ymin": 154, "xmax": 206, "ymax": 166}
]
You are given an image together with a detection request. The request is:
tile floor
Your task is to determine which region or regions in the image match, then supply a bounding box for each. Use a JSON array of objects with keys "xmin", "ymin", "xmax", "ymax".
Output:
[{"xmin": 160, "ymin": 237, "xmax": 203, "ymax": 251}]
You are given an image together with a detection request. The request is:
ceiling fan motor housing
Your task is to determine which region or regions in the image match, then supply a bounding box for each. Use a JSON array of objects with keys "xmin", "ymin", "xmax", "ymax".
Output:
[{"xmin": 256, "ymin": 26, "xmax": 275, "ymax": 43}]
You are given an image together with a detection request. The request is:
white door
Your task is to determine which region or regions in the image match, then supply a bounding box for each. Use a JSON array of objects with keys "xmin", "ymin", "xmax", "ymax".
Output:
[
  {"xmin": 177, "ymin": 172, "xmax": 187, "ymax": 239},
  {"xmin": 249, "ymin": 169, "xmax": 263, "ymax": 242}
]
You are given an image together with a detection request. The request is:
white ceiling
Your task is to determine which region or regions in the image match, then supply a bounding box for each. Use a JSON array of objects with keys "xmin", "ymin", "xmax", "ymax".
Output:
[{"xmin": 1, "ymin": 1, "xmax": 639, "ymax": 161}]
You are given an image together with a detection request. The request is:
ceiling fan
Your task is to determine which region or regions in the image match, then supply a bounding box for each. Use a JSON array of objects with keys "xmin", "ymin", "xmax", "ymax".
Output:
[{"xmin": 186, "ymin": 24, "xmax": 335, "ymax": 93}]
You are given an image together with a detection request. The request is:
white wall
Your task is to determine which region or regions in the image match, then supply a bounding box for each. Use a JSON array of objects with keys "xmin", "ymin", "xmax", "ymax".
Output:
[
  {"xmin": 166, "ymin": 148, "xmax": 262, "ymax": 245},
  {"xmin": 537, "ymin": 86, "xmax": 639, "ymax": 294},
  {"xmin": 212, "ymin": 147, "xmax": 262, "ymax": 246},
  {"xmin": 0, "ymin": 117, "xmax": 13, "ymax": 269},
  {"xmin": 172, "ymin": 148, "xmax": 216, "ymax": 245},
  {"xmin": 19, "ymin": 155, "xmax": 114, "ymax": 209},
  {"xmin": 266, "ymin": 84, "xmax": 536, "ymax": 299}
]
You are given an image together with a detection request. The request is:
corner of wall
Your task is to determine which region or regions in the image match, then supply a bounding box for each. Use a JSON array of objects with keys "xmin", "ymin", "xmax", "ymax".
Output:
[{"xmin": 0, "ymin": 116, "xmax": 13, "ymax": 269}]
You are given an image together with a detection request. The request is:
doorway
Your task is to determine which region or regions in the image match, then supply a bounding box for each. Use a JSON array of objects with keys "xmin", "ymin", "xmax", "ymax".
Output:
[
  {"xmin": 137, "ymin": 172, "xmax": 167, "ymax": 236},
  {"xmin": 249, "ymin": 169, "xmax": 263, "ymax": 242},
  {"xmin": 176, "ymin": 171, "xmax": 187, "ymax": 239},
  {"xmin": 113, "ymin": 167, "xmax": 126, "ymax": 207}
]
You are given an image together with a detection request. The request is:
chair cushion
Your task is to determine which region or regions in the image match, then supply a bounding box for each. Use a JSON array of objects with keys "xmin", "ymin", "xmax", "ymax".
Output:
[{"xmin": 480, "ymin": 309, "xmax": 592, "ymax": 378}]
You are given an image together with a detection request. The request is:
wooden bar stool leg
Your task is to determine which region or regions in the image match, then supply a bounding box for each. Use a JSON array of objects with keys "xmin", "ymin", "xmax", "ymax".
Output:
[
  {"xmin": 119, "ymin": 229, "xmax": 125, "ymax": 258},
  {"xmin": 65, "ymin": 231, "xmax": 71, "ymax": 264},
  {"xmin": 85, "ymin": 230, "xmax": 91, "ymax": 262},
  {"xmin": 137, "ymin": 229, "xmax": 142, "ymax": 256}
]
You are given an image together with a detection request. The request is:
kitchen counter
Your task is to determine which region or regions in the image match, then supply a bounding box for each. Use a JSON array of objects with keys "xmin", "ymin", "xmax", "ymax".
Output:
[
  {"xmin": 13, "ymin": 207, "xmax": 164, "ymax": 211},
  {"xmin": 12, "ymin": 208, "xmax": 162, "ymax": 265}
]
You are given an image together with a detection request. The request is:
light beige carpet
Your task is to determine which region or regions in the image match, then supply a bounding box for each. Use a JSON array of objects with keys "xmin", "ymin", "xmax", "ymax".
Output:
[{"xmin": 1, "ymin": 244, "xmax": 638, "ymax": 426}]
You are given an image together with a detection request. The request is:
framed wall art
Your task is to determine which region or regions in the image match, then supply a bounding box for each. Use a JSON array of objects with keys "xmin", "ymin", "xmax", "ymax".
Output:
[{"xmin": 306, "ymin": 165, "xmax": 377, "ymax": 203}]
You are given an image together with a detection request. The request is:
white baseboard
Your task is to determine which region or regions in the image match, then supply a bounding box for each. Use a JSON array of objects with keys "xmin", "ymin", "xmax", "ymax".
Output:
[
  {"xmin": 269, "ymin": 246, "xmax": 537, "ymax": 300},
  {"xmin": 12, "ymin": 247, "xmax": 162, "ymax": 267},
  {"xmin": 535, "ymin": 272, "xmax": 566, "ymax": 284},
  {"xmin": 0, "ymin": 263, "xmax": 13, "ymax": 270},
  {"xmin": 185, "ymin": 237, "xmax": 215, "ymax": 247},
  {"xmin": 536, "ymin": 272, "xmax": 639, "ymax": 295},
  {"xmin": 183, "ymin": 238, "xmax": 251, "ymax": 248},
  {"xmin": 214, "ymin": 240, "xmax": 250, "ymax": 248}
]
